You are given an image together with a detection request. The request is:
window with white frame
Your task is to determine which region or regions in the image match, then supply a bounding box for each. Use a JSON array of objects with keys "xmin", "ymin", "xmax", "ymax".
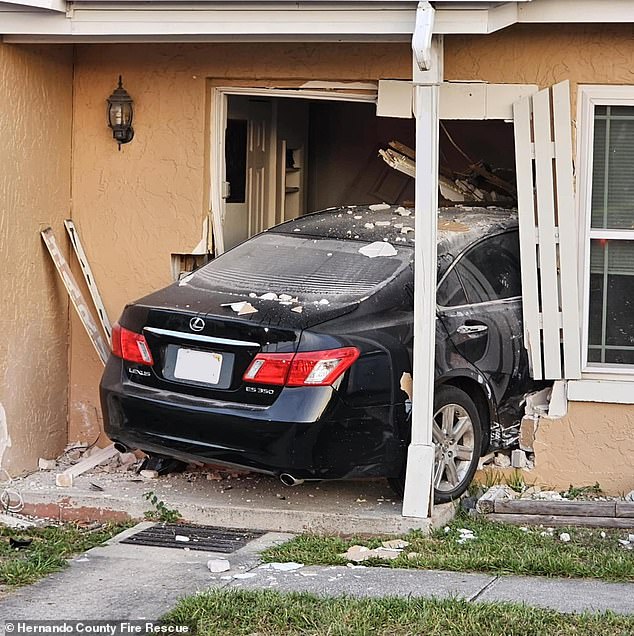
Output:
[{"xmin": 579, "ymin": 88, "xmax": 634, "ymax": 372}]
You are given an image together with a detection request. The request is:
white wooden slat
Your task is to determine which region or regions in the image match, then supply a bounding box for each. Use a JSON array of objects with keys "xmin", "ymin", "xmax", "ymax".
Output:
[
  {"xmin": 532, "ymin": 88, "xmax": 563, "ymax": 379},
  {"xmin": 513, "ymin": 96, "xmax": 543, "ymax": 380},
  {"xmin": 64, "ymin": 219, "xmax": 112, "ymax": 344},
  {"xmin": 552, "ymin": 80, "xmax": 582, "ymax": 379}
]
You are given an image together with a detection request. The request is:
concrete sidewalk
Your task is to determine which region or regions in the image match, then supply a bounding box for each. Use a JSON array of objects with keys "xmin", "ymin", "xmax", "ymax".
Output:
[{"xmin": 0, "ymin": 524, "xmax": 632, "ymax": 628}]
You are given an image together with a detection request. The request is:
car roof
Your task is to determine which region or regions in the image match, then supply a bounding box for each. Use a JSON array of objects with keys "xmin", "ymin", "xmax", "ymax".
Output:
[{"xmin": 272, "ymin": 204, "xmax": 519, "ymax": 261}]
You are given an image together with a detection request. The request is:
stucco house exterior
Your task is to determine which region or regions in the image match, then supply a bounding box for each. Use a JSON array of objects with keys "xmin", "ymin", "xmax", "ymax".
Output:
[{"xmin": 1, "ymin": 0, "xmax": 633, "ymax": 517}]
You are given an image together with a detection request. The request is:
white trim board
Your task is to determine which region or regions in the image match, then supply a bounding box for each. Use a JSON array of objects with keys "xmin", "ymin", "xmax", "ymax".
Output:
[
  {"xmin": 576, "ymin": 84, "xmax": 634, "ymax": 378},
  {"xmin": 567, "ymin": 380, "xmax": 634, "ymax": 405},
  {"xmin": 6, "ymin": 0, "xmax": 634, "ymax": 42}
]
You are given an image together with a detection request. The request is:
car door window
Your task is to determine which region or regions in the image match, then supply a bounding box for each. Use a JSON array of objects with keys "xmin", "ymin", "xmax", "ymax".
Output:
[
  {"xmin": 455, "ymin": 231, "xmax": 522, "ymax": 304},
  {"xmin": 437, "ymin": 270, "xmax": 468, "ymax": 307}
]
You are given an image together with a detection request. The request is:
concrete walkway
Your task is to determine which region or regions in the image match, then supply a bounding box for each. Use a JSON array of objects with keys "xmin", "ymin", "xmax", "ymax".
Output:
[
  {"xmin": 15, "ymin": 470, "xmax": 455, "ymax": 535},
  {"xmin": 0, "ymin": 524, "xmax": 632, "ymax": 628}
]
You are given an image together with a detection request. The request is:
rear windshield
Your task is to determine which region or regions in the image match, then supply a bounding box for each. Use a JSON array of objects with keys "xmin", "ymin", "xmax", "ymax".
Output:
[{"xmin": 187, "ymin": 233, "xmax": 411, "ymax": 298}]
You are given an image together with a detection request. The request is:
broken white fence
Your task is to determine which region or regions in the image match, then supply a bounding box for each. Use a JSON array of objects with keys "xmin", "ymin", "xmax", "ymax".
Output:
[{"xmin": 513, "ymin": 80, "xmax": 581, "ymax": 381}]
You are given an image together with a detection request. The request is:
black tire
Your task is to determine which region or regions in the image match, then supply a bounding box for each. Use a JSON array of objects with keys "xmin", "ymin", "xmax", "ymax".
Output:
[
  {"xmin": 139, "ymin": 454, "xmax": 187, "ymax": 476},
  {"xmin": 388, "ymin": 385, "xmax": 483, "ymax": 504}
]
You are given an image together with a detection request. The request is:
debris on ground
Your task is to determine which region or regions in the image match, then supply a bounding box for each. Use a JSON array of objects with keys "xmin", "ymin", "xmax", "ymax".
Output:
[
  {"xmin": 341, "ymin": 543, "xmax": 407, "ymax": 562},
  {"xmin": 140, "ymin": 469, "xmax": 159, "ymax": 480},
  {"xmin": 260, "ymin": 562, "xmax": 304, "ymax": 571},
  {"xmin": 456, "ymin": 528, "xmax": 477, "ymax": 544},
  {"xmin": 55, "ymin": 444, "xmax": 119, "ymax": 487},
  {"xmin": 476, "ymin": 485, "xmax": 518, "ymax": 513},
  {"xmin": 559, "ymin": 532, "xmax": 571, "ymax": 543},
  {"xmin": 207, "ymin": 558, "xmax": 231, "ymax": 573},
  {"xmin": 382, "ymin": 539, "xmax": 409, "ymax": 550},
  {"xmin": 38, "ymin": 458, "xmax": 57, "ymax": 471},
  {"xmin": 0, "ymin": 512, "xmax": 38, "ymax": 529}
]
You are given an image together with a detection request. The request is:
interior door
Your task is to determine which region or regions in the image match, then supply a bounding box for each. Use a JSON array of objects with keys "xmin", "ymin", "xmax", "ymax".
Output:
[
  {"xmin": 246, "ymin": 100, "xmax": 274, "ymax": 237},
  {"xmin": 222, "ymin": 98, "xmax": 274, "ymax": 250}
]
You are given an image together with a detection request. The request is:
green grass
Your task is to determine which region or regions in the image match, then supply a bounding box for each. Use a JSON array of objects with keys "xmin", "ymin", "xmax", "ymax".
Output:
[
  {"xmin": 261, "ymin": 515, "xmax": 634, "ymax": 582},
  {"xmin": 162, "ymin": 589, "xmax": 634, "ymax": 636},
  {"xmin": 0, "ymin": 522, "xmax": 130, "ymax": 587}
]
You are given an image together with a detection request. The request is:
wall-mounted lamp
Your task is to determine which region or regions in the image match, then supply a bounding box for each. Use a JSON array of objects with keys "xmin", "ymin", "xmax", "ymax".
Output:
[{"xmin": 107, "ymin": 76, "xmax": 134, "ymax": 149}]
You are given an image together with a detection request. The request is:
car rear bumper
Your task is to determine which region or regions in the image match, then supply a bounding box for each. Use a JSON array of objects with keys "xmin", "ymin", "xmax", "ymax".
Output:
[{"xmin": 100, "ymin": 359, "xmax": 405, "ymax": 480}]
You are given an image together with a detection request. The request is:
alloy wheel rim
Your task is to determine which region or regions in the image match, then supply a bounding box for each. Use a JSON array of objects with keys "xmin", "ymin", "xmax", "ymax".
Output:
[{"xmin": 432, "ymin": 403, "xmax": 476, "ymax": 493}]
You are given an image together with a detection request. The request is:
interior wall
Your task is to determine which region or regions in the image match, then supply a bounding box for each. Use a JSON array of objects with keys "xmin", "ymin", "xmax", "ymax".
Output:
[
  {"xmin": 70, "ymin": 42, "xmax": 412, "ymax": 442},
  {"xmin": 308, "ymin": 101, "xmax": 415, "ymax": 211},
  {"xmin": 0, "ymin": 43, "xmax": 73, "ymax": 474}
]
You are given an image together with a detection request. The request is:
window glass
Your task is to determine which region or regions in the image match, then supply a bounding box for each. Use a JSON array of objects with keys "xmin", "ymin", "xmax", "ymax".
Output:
[
  {"xmin": 455, "ymin": 231, "xmax": 522, "ymax": 303},
  {"xmin": 587, "ymin": 239, "xmax": 634, "ymax": 365},
  {"xmin": 437, "ymin": 270, "xmax": 467, "ymax": 307},
  {"xmin": 591, "ymin": 106, "xmax": 634, "ymax": 230}
]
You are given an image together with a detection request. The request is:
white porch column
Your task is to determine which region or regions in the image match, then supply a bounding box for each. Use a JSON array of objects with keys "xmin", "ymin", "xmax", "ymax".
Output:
[{"xmin": 402, "ymin": 31, "xmax": 442, "ymax": 519}]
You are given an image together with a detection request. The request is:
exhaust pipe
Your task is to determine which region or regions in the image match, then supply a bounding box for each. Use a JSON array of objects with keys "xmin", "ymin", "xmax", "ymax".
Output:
[
  {"xmin": 279, "ymin": 473, "xmax": 304, "ymax": 487},
  {"xmin": 113, "ymin": 442, "xmax": 129, "ymax": 454}
]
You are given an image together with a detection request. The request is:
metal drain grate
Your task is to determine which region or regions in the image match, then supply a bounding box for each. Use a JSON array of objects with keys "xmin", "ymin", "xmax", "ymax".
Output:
[{"xmin": 121, "ymin": 524, "xmax": 265, "ymax": 553}]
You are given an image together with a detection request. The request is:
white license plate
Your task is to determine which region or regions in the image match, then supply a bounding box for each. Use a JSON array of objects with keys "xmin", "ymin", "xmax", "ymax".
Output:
[{"xmin": 174, "ymin": 348, "xmax": 223, "ymax": 385}]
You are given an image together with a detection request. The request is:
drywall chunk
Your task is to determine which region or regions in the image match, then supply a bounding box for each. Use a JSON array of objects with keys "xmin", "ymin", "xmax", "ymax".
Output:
[
  {"xmin": 399, "ymin": 372, "xmax": 413, "ymax": 401},
  {"xmin": 291, "ymin": 306, "xmax": 303, "ymax": 313},
  {"xmin": 38, "ymin": 458, "xmax": 56, "ymax": 471},
  {"xmin": 364, "ymin": 222, "xmax": 375, "ymax": 229},
  {"xmin": 221, "ymin": 301, "xmax": 258, "ymax": 316},
  {"xmin": 207, "ymin": 559, "xmax": 231, "ymax": 573},
  {"xmin": 525, "ymin": 387, "xmax": 551, "ymax": 417},
  {"xmin": 359, "ymin": 242, "xmax": 398, "ymax": 258},
  {"xmin": 493, "ymin": 452, "xmax": 511, "ymax": 468},
  {"xmin": 511, "ymin": 449, "xmax": 528, "ymax": 469},
  {"xmin": 259, "ymin": 292, "xmax": 278, "ymax": 301},
  {"xmin": 382, "ymin": 539, "xmax": 409, "ymax": 550},
  {"xmin": 55, "ymin": 444, "xmax": 118, "ymax": 488},
  {"xmin": 369, "ymin": 203, "xmax": 391, "ymax": 211},
  {"xmin": 396, "ymin": 207, "xmax": 411, "ymax": 216},
  {"xmin": 140, "ymin": 469, "xmax": 159, "ymax": 480}
]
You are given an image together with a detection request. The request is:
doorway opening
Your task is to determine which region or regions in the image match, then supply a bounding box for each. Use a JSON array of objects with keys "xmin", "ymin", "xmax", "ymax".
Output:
[{"xmin": 218, "ymin": 92, "xmax": 416, "ymax": 251}]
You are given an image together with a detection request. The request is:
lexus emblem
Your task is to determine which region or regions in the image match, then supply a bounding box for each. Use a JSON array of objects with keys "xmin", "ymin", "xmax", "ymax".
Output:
[{"xmin": 189, "ymin": 317, "xmax": 205, "ymax": 332}]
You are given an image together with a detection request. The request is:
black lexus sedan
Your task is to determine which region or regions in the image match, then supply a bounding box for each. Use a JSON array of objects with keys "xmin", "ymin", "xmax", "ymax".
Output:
[{"xmin": 100, "ymin": 204, "xmax": 534, "ymax": 503}]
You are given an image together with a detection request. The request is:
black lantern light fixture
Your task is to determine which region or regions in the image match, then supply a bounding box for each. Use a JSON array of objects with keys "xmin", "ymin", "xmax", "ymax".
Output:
[{"xmin": 107, "ymin": 76, "xmax": 134, "ymax": 149}]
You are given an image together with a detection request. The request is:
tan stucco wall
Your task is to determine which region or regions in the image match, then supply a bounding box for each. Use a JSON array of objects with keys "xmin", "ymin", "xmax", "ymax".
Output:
[
  {"xmin": 445, "ymin": 24, "xmax": 634, "ymax": 105},
  {"xmin": 69, "ymin": 42, "xmax": 412, "ymax": 441},
  {"xmin": 0, "ymin": 43, "xmax": 73, "ymax": 473},
  {"xmin": 531, "ymin": 402, "xmax": 634, "ymax": 495}
]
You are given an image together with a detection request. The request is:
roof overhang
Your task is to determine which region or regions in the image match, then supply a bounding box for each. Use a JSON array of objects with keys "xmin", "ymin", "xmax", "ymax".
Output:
[{"xmin": 2, "ymin": 0, "xmax": 634, "ymax": 44}]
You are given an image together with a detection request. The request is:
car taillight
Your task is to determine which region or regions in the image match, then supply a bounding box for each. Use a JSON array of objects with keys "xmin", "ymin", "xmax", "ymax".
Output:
[
  {"xmin": 242, "ymin": 353, "xmax": 293, "ymax": 385},
  {"xmin": 243, "ymin": 347, "xmax": 359, "ymax": 387},
  {"xmin": 111, "ymin": 323, "xmax": 154, "ymax": 366}
]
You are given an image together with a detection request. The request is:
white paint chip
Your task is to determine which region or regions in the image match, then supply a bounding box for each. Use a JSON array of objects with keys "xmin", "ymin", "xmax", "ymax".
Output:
[{"xmin": 359, "ymin": 242, "xmax": 397, "ymax": 258}]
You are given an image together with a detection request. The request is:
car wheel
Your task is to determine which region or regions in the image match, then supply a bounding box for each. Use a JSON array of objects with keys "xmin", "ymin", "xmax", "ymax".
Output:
[{"xmin": 388, "ymin": 385, "xmax": 482, "ymax": 504}]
